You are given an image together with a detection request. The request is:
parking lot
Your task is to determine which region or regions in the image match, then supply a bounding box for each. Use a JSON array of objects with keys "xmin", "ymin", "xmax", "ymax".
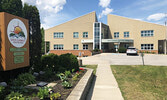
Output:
[{"xmin": 81, "ymin": 53, "xmax": 167, "ymax": 66}]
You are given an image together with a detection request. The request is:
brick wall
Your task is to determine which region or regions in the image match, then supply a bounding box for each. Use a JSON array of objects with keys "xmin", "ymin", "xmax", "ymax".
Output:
[
  {"xmin": 138, "ymin": 50, "xmax": 158, "ymax": 54},
  {"xmin": 50, "ymin": 50, "xmax": 92, "ymax": 57}
]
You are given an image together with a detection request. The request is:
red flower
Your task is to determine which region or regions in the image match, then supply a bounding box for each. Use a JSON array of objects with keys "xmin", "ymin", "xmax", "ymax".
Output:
[{"xmin": 79, "ymin": 68, "xmax": 84, "ymax": 71}]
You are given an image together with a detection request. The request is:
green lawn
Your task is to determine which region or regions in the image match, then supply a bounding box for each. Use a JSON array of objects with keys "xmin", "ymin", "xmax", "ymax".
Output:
[
  {"xmin": 83, "ymin": 65, "xmax": 97, "ymax": 74},
  {"xmin": 110, "ymin": 65, "xmax": 167, "ymax": 100}
]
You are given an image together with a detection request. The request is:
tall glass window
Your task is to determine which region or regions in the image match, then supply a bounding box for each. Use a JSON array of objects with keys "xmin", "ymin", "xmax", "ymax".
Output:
[{"xmin": 94, "ymin": 23, "xmax": 101, "ymax": 50}]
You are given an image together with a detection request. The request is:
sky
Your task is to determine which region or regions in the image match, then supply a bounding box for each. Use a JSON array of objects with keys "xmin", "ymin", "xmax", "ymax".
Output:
[{"xmin": 21, "ymin": 0, "xmax": 167, "ymax": 29}]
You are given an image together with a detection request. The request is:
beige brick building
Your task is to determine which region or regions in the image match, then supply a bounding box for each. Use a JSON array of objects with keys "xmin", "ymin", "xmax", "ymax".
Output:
[{"xmin": 45, "ymin": 11, "xmax": 167, "ymax": 56}]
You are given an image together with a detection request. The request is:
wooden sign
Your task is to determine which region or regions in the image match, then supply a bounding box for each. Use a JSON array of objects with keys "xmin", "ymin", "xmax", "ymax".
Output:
[{"xmin": 0, "ymin": 12, "xmax": 29, "ymax": 71}]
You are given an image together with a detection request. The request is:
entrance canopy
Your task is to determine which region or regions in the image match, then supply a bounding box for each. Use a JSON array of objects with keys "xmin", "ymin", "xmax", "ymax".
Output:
[{"xmin": 102, "ymin": 39, "xmax": 134, "ymax": 43}]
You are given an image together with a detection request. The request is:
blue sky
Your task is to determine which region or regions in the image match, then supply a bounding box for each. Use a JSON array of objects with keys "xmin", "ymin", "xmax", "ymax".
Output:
[{"xmin": 22, "ymin": 0, "xmax": 167, "ymax": 29}]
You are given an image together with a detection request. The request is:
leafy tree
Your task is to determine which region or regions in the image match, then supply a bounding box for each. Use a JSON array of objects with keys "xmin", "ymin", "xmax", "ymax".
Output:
[
  {"xmin": 0, "ymin": 0, "xmax": 2, "ymax": 12},
  {"xmin": 41, "ymin": 28, "xmax": 45, "ymax": 54},
  {"xmin": 1, "ymin": 0, "xmax": 23, "ymax": 17},
  {"xmin": 23, "ymin": 3, "xmax": 42, "ymax": 67}
]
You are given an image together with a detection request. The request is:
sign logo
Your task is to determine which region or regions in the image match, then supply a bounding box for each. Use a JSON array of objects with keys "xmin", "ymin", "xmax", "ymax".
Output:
[{"xmin": 7, "ymin": 19, "xmax": 27, "ymax": 48}]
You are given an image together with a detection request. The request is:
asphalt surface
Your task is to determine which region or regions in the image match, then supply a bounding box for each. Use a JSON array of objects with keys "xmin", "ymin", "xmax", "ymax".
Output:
[{"xmin": 81, "ymin": 53, "xmax": 167, "ymax": 66}]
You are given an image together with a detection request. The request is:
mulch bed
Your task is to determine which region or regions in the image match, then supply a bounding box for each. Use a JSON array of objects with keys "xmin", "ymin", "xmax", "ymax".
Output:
[{"xmin": 32, "ymin": 69, "xmax": 87, "ymax": 100}]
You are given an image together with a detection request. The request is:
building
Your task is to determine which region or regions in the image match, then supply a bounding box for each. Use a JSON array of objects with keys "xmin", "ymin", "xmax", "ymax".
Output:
[{"xmin": 45, "ymin": 11, "xmax": 167, "ymax": 56}]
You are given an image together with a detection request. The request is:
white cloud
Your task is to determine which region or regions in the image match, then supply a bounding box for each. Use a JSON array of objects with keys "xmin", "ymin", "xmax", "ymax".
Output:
[
  {"xmin": 99, "ymin": 8, "xmax": 113, "ymax": 19},
  {"xmin": 21, "ymin": 0, "xmax": 67, "ymax": 29},
  {"xmin": 147, "ymin": 13, "xmax": 165, "ymax": 21},
  {"xmin": 99, "ymin": 0, "xmax": 111, "ymax": 8},
  {"xmin": 98, "ymin": 0, "xmax": 113, "ymax": 19}
]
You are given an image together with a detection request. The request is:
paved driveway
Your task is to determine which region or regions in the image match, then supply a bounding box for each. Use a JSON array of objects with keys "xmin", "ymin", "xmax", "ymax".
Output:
[{"xmin": 81, "ymin": 53, "xmax": 167, "ymax": 66}]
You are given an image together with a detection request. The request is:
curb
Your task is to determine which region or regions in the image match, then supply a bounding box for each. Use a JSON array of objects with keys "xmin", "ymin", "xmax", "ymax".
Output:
[{"xmin": 66, "ymin": 68, "xmax": 93, "ymax": 100}]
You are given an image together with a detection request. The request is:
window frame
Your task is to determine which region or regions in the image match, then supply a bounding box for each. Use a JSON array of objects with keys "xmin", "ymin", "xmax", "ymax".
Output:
[
  {"xmin": 83, "ymin": 32, "xmax": 88, "ymax": 38},
  {"xmin": 54, "ymin": 32, "xmax": 64, "ymax": 38},
  {"xmin": 73, "ymin": 44, "xmax": 79, "ymax": 50},
  {"xmin": 114, "ymin": 32, "xmax": 119, "ymax": 38},
  {"xmin": 73, "ymin": 32, "xmax": 79, "ymax": 38},
  {"xmin": 141, "ymin": 44, "xmax": 154, "ymax": 50},
  {"xmin": 124, "ymin": 32, "xmax": 129, "ymax": 38},
  {"xmin": 141, "ymin": 30, "xmax": 154, "ymax": 37},
  {"xmin": 83, "ymin": 44, "xmax": 88, "ymax": 50},
  {"xmin": 54, "ymin": 44, "xmax": 64, "ymax": 50}
]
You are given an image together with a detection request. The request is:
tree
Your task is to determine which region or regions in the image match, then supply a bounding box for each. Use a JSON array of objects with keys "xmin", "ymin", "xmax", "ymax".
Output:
[
  {"xmin": 41, "ymin": 28, "xmax": 45, "ymax": 54},
  {"xmin": 0, "ymin": 0, "xmax": 2, "ymax": 12},
  {"xmin": 23, "ymin": 3, "xmax": 42, "ymax": 67},
  {"xmin": 1, "ymin": 0, "xmax": 23, "ymax": 17}
]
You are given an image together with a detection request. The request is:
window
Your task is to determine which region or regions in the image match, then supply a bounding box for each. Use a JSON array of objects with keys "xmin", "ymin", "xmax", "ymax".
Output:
[
  {"xmin": 73, "ymin": 44, "xmax": 79, "ymax": 50},
  {"xmin": 114, "ymin": 32, "xmax": 119, "ymax": 38},
  {"xmin": 141, "ymin": 30, "xmax": 154, "ymax": 37},
  {"xmin": 83, "ymin": 44, "xmax": 88, "ymax": 50},
  {"xmin": 73, "ymin": 32, "xmax": 79, "ymax": 38},
  {"xmin": 124, "ymin": 32, "xmax": 129, "ymax": 37},
  {"xmin": 141, "ymin": 44, "xmax": 154, "ymax": 50},
  {"xmin": 54, "ymin": 32, "xmax": 64, "ymax": 38},
  {"xmin": 54, "ymin": 44, "xmax": 64, "ymax": 50},
  {"xmin": 83, "ymin": 32, "xmax": 88, "ymax": 38}
]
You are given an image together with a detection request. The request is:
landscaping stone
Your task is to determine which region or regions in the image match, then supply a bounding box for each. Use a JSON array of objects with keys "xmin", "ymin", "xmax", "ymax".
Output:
[
  {"xmin": 39, "ymin": 71, "xmax": 45, "ymax": 75},
  {"xmin": 0, "ymin": 82, "xmax": 7, "ymax": 87},
  {"xmin": 37, "ymin": 82, "xmax": 48, "ymax": 87},
  {"xmin": 33, "ymin": 72, "xmax": 39, "ymax": 77},
  {"xmin": 25, "ymin": 82, "xmax": 57, "ymax": 90}
]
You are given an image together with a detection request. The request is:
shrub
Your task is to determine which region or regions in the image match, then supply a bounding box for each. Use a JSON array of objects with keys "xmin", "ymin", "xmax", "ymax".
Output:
[
  {"xmin": 93, "ymin": 48, "xmax": 100, "ymax": 52},
  {"xmin": 62, "ymin": 81, "xmax": 72, "ymax": 88},
  {"xmin": 10, "ymin": 86, "xmax": 28, "ymax": 93},
  {"xmin": 5, "ymin": 92, "xmax": 31, "ymax": 100},
  {"xmin": 0, "ymin": 86, "xmax": 5, "ymax": 99},
  {"xmin": 41, "ymin": 54, "xmax": 59, "ymax": 72},
  {"xmin": 118, "ymin": 47, "xmax": 127, "ymax": 53},
  {"xmin": 64, "ymin": 71, "xmax": 72, "ymax": 78},
  {"xmin": 50, "ymin": 92, "xmax": 61, "ymax": 100},
  {"xmin": 59, "ymin": 53, "xmax": 79, "ymax": 72},
  {"xmin": 37, "ymin": 87, "xmax": 50, "ymax": 99},
  {"xmin": 12, "ymin": 73, "xmax": 36, "ymax": 86}
]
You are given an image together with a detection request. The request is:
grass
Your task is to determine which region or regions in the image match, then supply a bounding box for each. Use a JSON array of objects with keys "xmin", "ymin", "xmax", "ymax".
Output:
[
  {"xmin": 83, "ymin": 65, "xmax": 97, "ymax": 74},
  {"xmin": 110, "ymin": 65, "xmax": 167, "ymax": 100}
]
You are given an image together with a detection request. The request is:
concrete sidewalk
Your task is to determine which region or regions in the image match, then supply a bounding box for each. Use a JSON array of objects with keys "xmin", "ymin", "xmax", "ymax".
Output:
[{"xmin": 89, "ymin": 63, "xmax": 124, "ymax": 100}]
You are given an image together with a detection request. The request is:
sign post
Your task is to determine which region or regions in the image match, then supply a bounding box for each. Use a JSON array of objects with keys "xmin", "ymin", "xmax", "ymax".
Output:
[
  {"xmin": 140, "ymin": 52, "xmax": 145, "ymax": 66},
  {"xmin": 0, "ymin": 12, "xmax": 29, "ymax": 71}
]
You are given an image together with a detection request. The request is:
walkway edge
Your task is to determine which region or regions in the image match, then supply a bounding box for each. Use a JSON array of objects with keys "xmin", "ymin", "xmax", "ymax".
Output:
[{"xmin": 66, "ymin": 68, "xmax": 93, "ymax": 100}]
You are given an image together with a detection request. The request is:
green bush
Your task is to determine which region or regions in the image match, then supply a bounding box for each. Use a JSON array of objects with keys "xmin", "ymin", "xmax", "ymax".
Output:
[
  {"xmin": 37, "ymin": 87, "xmax": 50, "ymax": 99},
  {"xmin": 12, "ymin": 73, "xmax": 36, "ymax": 86},
  {"xmin": 5, "ymin": 92, "xmax": 31, "ymax": 100},
  {"xmin": 0, "ymin": 86, "xmax": 5, "ymax": 99},
  {"xmin": 59, "ymin": 53, "xmax": 79, "ymax": 72},
  {"xmin": 41, "ymin": 54, "xmax": 59, "ymax": 72},
  {"xmin": 118, "ymin": 47, "xmax": 127, "ymax": 53}
]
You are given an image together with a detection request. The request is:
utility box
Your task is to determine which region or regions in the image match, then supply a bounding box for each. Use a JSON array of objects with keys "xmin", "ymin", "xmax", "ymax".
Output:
[{"xmin": 0, "ymin": 12, "xmax": 29, "ymax": 71}]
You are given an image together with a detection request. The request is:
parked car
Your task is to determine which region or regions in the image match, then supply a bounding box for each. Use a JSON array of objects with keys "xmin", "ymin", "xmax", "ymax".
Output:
[{"xmin": 126, "ymin": 47, "xmax": 138, "ymax": 55}]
